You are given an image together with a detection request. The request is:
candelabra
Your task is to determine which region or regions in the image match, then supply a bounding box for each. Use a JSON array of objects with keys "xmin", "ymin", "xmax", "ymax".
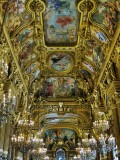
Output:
[
  {"xmin": 74, "ymin": 131, "xmax": 116, "ymax": 159},
  {"xmin": 92, "ymin": 111, "xmax": 116, "ymax": 158},
  {"xmin": 30, "ymin": 144, "xmax": 49, "ymax": 160},
  {"xmin": 11, "ymin": 111, "xmax": 36, "ymax": 159},
  {"xmin": 75, "ymin": 134, "xmax": 97, "ymax": 160},
  {"xmin": 0, "ymin": 89, "xmax": 16, "ymax": 125},
  {"xmin": 11, "ymin": 133, "xmax": 34, "ymax": 153},
  {"xmin": 98, "ymin": 134, "xmax": 116, "ymax": 157}
]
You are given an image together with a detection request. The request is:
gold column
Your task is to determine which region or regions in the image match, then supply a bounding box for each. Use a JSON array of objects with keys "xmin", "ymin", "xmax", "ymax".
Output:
[{"xmin": 0, "ymin": 124, "xmax": 5, "ymax": 160}]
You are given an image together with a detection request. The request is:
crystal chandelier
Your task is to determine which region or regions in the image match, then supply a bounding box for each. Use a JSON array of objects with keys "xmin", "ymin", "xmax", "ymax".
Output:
[
  {"xmin": 18, "ymin": 111, "xmax": 34, "ymax": 129},
  {"xmin": 0, "ymin": 59, "xmax": 8, "ymax": 80},
  {"xmin": 0, "ymin": 89, "xmax": 16, "ymax": 124},
  {"xmin": 93, "ymin": 112, "xmax": 109, "ymax": 133}
]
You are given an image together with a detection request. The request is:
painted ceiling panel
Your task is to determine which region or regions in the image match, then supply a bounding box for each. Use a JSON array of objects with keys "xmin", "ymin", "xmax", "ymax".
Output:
[
  {"xmin": 15, "ymin": 27, "xmax": 33, "ymax": 45},
  {"xmin": 85, "ymin": 39, "xmax": 105, "ymax": 69},
  {"xmin": 35, "ymin": 77, "xmax": 87, "ymax": 98},
  {"xmin": 1, "ymin": 0, "xmax": 119, "ymax": 106},
  {"xmin": 43, "ymin": 0, "xmax": 79, "ymax": 46},
  {"xmin": 92, "ymin": 0, "xmax": 118, "ymax": 36},
  {"xmin": 18, "ymin": 40, "xmax": 37, "ymax": 68},
  {"xmin": 3, "ymin": 0, "xmax": 32, "ymax": 36}
]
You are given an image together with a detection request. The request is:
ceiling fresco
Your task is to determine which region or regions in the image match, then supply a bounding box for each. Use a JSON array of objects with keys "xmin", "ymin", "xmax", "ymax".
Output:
[
  {"xmin": 84, "ymin": 39, "xmax": 105, "ymax": 70},
  {"xmin": 35, "ymin": 77, "xmax": 87, "ymax": 98},
  {"xmin": 14, "ymin": 26, "xmax": 33, "ymax": 45},
  {"xmin": 3, "ymin": 0, "xmax": 32, "ymax": 36},
  {"xmin": 43, "ymin": 0, "xmax": 79, "ymax": 45},
  {"xmin": 18, "ymin": 39, "xmax": 37, "ymax": 68},
  {"xmin": 48, "ymin": 52, "xmax": 73, "ymax": 72},
  {"xmin": 0, "ymin": 0, "xmax": 119, "ymax": 130}
]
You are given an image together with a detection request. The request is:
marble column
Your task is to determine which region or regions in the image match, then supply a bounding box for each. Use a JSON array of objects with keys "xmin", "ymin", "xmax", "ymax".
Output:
[{"xmin": 0, "ymin": 124, "xmax": 5, "ymax": 160}]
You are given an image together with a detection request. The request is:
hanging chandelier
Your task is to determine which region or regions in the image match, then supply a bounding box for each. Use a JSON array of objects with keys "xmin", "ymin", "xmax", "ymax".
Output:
[
  {"xmin": 0, "ymin": 58, "xmax": 8, "ymax": 80},
  {"xmin": 17, "ymin": 111, "xmax": 34, "ymax": 129},
  {"xmin": 0, "ymin": 88, "xmax": 16, "ymax": 124},
  {"xmin": 93, "ymin": 112, "xmax": 109, "ymax": 133}
]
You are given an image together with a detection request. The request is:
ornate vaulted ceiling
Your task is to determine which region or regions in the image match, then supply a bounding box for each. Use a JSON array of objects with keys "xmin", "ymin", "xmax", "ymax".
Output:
[{"xmin": 0, "ymin": 0, "xmax": 120, "ymax": 131}]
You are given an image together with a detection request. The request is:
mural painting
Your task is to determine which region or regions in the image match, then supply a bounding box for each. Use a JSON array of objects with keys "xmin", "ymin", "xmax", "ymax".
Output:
[
  {"xmin": 43, "ymin": 129, "xmax": 78, "ymax": 150},
  {"xmin": 3, "ymin": 0, "xmax": 32, "ymax": 36},
  {"xmin": 43, "ymin": 0, "xmax": 79, "ymax": 45},
  {"xmin": 26, "ymin": 63, "xmax": 37, "ymax": 74},
  {"xmin": 18, "ymin": 40, "xmax": 36, "ymax": 68},
  {"xmin": 30, "ymin": 69, "xmax": 40, "ymax": 83},
  {"xmin": 82, "ymin": 62, "xmax": 94, "ymax": 73},
  {"xmin": 92, "ymin": 0, "xmax": 119, "ymax": 35},
  {"xmin": 85, "ymin": 39, "xmax": 104, "ymax": 69},
  {"xmin": 90, "ymin": 27, "xmax": 108, "ymax": 43},
  {"xmin": 49, "ymin": 53, "xmax": 72, "ymax": 72},
  {"xmin": 15, "ymin": 27, "xmax": 33, "ymax": 45},
  {"xmin": 80, "ymin": 69, "xmax": 94, "ymax": 93},
  {"xmin": 45, "ymin": 118, "xmax": 78, "ymax": 124},
  {"xmin": 37, "ymin": 77, "xmax": 81, "ymax": 98}
]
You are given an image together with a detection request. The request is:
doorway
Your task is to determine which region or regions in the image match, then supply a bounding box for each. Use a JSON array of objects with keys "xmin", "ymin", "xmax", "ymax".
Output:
[{"xmin": 56, "ymin": 149, "xmax": 66, "ymax": 160}]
